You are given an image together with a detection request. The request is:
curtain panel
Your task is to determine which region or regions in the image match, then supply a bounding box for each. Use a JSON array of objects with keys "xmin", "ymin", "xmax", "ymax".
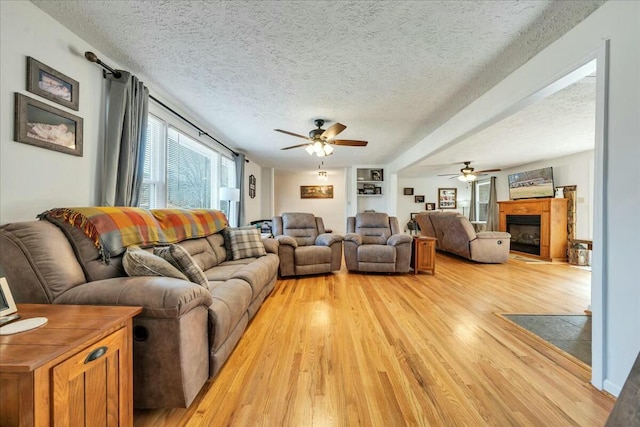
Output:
[
  {"xmin": 468, "ymin": 181, "xmax": 478, "ymax": 222},
  {"xmin": 486, "ymin": 176, "xmax": 499, "ymax": 231},
  {"xmin": 234, "ymin": 153, "xmax": 246, "ymax": 226},
  {"xmin": 101, "ymin": 71, "xmax": 149, "ymax": 207}
]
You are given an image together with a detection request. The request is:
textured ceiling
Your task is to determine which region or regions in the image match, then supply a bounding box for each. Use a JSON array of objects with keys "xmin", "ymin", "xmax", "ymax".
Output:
[
  {"xmin": 402, "ymin": 76, "xmax": 596, "ymax": 177},
  {"xmin": 32, "ymin": 0, "xmax": 604, "ymax": 171}
]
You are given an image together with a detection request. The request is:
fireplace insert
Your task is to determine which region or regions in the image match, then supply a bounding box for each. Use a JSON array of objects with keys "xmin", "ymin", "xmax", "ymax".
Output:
[{"xmin": 506, "ymin": 215, "xmax": 541, "ymax": 255}]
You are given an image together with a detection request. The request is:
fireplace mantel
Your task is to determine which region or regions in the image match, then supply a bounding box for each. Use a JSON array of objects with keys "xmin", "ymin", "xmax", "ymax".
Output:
[{"xmin": 498, "ymin": 198, "xmax": 568, "ymax": 262}]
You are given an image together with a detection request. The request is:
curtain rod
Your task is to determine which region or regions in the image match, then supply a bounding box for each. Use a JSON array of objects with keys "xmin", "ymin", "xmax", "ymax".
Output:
[{"xmin": 84, "ymin": 51, "xmax": 243, "ymax": 159}]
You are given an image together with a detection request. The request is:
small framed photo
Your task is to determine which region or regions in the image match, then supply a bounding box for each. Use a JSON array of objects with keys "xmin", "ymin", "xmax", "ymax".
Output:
[
  {"xmin": 403, "ymin": 187, "xmax": 414, "ymax": 196},
  {"xmin": 415, "ymin": 195, "xmax": 425, "ymax": 203},
  {"xmin": 374, "ymin": 187, "xmax": 382, "ymax": 195},
  {"xmin": 370, "ymin": 169, "xmax": 383, "ymax": 181},
  {"xmin": 14, "ymin": 93, "xmax": 83, "ymax": 156},
  {"xmin": 27, "ymin": 57, "xmax": 79, "ymax": 111},
  {"xmin": 438, "ymin": 188, "xmax": 457, "ymax": 209},
  {"xmin": 426, "ymin": 203, "xmax": 436, "ymax": 211}
]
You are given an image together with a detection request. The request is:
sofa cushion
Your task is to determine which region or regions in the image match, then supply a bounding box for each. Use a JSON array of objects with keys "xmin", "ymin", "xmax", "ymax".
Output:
[
  {"xmin": 358, "ymin": 245, "xmax": 396, "ymax": 263},
  {"xmin": 122, "ymin": 245, "xmax": 189, "ymax": 281},
  {"xmin": 229, "ymin": 228, "xmax": 267, "ymax": 260},
  {"xmin": 176, "ymin": 238, "xmax": 219, "ymax": 271},
  {"xmin": 282, "ymin": 213, "xmax": 319, "ymax": 246},
  {"xmin": 154, "ymin": 244, "xmax": 209, "ymax": 288},
  {"xmin": 295, "ymin": 245, "xmax": 332, "ymax": 265}
]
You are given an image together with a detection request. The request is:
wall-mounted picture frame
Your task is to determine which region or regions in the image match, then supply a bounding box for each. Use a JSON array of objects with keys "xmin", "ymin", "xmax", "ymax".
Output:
[
  {"xmin": 374, "ymin": 187, "xmax": 382, "ymax": 195},
  {"xmin": 403, "ymin": 187, "xmax": 414, "ymax": 195},
  {"xmin": 438, "ymin": 188, "xmax": 457, "ymax": 209},
  {"xmin": 14, "ymin": 93, "xmax": 83, "ymax": 157},
  {"xmin": 27, "ymin": 57, "xmax": 79, "ymax": 111},
  {"xmin": 248, "ymin": 174, "xmax": 256, "ymax": 198},
  {"xmin": 300, "ymin": 185, "xmax": 333, "ymax": 199},
  {"xmin": 425, "ymin": 203, "xmax": 436, "ymax": 211},
  {"xmin": 371, "ymin": 169, "xmax": 383, "ymax": 181},
  {"xmin": 415, "ymin": 195, "xmax": 425, "ymax": 203}
]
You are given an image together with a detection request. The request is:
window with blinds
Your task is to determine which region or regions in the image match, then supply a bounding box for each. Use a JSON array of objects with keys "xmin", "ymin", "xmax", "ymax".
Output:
[
  {"xmin": 139, "ymin": 113, "xmax": 233, "ymax": 211},
  {"xmin": 477, "ymin": 180, "xmax": 490, "ymax": 222}
]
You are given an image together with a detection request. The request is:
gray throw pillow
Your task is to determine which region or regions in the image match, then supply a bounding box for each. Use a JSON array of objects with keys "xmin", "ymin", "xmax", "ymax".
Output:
[
  {"xmin": 122, "ymin": 245, "xmax": 189, "ymax": 281},
  {"xmin": 154, "ymin": 244, "xmax": 209, "ymax": 288},
  {"xmin": 222, "ymin": 226, "xmax": 257, "ymax": 260},
  {"xmin": 229, "ymin": 228, "xmax": 267, "ymax": 260}
]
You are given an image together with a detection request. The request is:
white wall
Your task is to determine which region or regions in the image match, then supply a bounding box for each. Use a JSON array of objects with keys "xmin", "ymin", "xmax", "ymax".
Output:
[
  {"xmin": 274, "ymin": 169, "xmax": 347, "ymax": 235},
  {"xmin": 0, "ymin": 1, "xmax": 108, "ymax": 222},
  {"xmin": 396, "ymin": 177, "xmax": 471, "ymax": 231},
  {"xmin": 494, "ymin": 150, "xmax": 594, "ymax": 239},
  {"xmin": 243, "ymin": 159, "xmax": 263, "ymax": 224}
]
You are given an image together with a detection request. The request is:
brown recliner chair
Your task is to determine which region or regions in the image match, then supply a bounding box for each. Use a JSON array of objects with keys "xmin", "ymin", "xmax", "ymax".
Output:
[
  {"xmin": 272, "ymin": 212, "xmax": 343, "ymax": 277},
  {"xmin": 344, "ymin": 212, "xmax": 413, "ymax": 273}
]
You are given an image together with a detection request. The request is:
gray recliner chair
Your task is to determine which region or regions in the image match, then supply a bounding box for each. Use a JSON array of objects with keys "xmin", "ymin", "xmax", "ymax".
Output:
[
  {"xmin": 344, "ymin": 212, "xmax": 413, "ymax": 273},
  {"xmin": 272, "ymin": 212, "xmax": 343, "ymax": 277}
]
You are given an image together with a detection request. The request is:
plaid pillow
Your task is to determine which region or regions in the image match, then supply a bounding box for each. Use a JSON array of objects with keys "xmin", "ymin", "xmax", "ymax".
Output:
[
  {"xmin": 229, "ymin": 228, "xmax": 267, "ymax": 260},
  {"xmin": 154, "ymin": 244, "xmax": 209, "ymax": 288},
  {"xmin": 222, "ymin": 226, "xmax": 257, "ymax": 260}
]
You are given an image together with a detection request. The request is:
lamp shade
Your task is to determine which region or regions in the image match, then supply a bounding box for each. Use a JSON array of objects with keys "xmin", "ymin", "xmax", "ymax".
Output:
[
  {"xmin": 458, "ymin": 199, "xmax": 470, "ymax": 208},
  {"xmin": 220, "ymin": 187, "xmax": 240, "ymax": 202}
]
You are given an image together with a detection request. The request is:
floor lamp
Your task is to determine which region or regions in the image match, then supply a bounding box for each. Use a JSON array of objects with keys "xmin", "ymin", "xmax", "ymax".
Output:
[{"xmin": 220, "ymin": 187, "xmax": 240, "ymax": 227}]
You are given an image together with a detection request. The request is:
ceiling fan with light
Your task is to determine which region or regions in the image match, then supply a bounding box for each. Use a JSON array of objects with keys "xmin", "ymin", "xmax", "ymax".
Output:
[
  {"xmin": 438, "ymin": 161, "xmax": 501, "ymax": 182},
  {"xmin": 276, "ymin": 119, "xmax": 368, "ymax": 157}
]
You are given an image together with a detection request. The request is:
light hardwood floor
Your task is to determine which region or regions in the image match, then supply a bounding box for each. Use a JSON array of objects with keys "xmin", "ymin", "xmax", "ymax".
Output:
[{"xmin": 134, "ymin": 253, "xmax": 614, "ymax": 426}]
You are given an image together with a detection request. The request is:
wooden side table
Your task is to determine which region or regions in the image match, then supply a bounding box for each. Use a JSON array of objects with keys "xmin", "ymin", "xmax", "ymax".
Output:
[
  {"xmin": 0, "ymin": 304, "xmax": 141, "ymax": 427},
  {"xmin": 412, "ymin": 236, "xmax": 437, "ymax": 275}
]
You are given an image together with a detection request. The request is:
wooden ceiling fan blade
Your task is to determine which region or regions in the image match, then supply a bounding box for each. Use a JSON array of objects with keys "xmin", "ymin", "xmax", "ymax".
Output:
[
  {"xmin": 280, "ymin": 143, "xmax": 311, "ymax": 150},
  {"xmin": 322, "ymin": 123, "xmax": 346, "ymax": 140},
  {"xmin": 475, "ymin": 168, "xmax": 502, "ymax": 173},
  {"xmin": 437, "ymin": 173, "xmax": 460, "ymax": 176},
  {"xmin": 332, "ymin": 139, "xmax": 368, "ymax": 146},
  {"xmin": 274, "ymin": 129, "xmax": 309, "ymax": 140}
]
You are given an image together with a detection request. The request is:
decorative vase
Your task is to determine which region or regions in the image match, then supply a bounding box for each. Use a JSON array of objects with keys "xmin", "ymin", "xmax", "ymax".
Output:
[{"xmin": 555, "ymin": 187, "xmax": 564, "ymax": 198}]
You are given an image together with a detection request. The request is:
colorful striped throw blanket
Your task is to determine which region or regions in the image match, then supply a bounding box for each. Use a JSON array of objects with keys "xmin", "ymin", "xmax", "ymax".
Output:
[{"xmin": 39, "ymin": 207, "xmax": 228, "ymax": 261}]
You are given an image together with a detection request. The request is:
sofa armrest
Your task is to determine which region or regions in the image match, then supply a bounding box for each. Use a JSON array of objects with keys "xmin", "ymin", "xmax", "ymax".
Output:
[
  {"xmin": 53, "ymin": 276, "xmax": 213, "ymax": 319},
  {"xmin": 344, "ymin": 233, "xmax": 362, "ymax": 245},
  {"xmin": 475, "ymin": 231, "xmax": 511, "ymax": 239},
  {"xmin": 262, "ymin": 237, "xmax": 279, "ymax": 254},
  {"xmin": 387, "ymin": 234, "xmax": 413, "ymax": 247},
  {"xmin": 316, "ymin": 233, "xmax": 344, "ymax": 246},
  {"xmin": 274, "ymin": 235, "xmax": 298, "ymax": 248}
]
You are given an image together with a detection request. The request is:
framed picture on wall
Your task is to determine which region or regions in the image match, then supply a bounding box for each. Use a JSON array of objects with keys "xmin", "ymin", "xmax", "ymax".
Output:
[
  {"xmin": 414, "ymin": 195, "xmax": 425, "ymax": 203},
  {"xmin": 403, "ymin": 187, "xmax": 414, "ymax": 195},
  {"xmin": 300, "ymin": 185, "xmax": 333, "ymax": 199},
  {"xmin": 425, "ymin": 203, "xmax": 436, "ymax": 211},
  {"xmin": 438, "ymin": 188, "xmax": 457, "ymax": 209},
  {"xmin": 14, "ymin": 93, "xmax": 83, "ymax": 156},
  {"xmin": 26, "ymin": 57, "xmax": 79, "ymax": 111}
]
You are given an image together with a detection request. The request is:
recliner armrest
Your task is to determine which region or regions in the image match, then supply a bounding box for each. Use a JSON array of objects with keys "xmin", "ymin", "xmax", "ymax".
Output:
[
  {"xmin": 344, "ymin": 233, "xmax": 362, "ymax": 245},
  {"xmin": 316, "ymin": 233, "xmax": 344, "ymax": 246},
  {"xmin": 387, "ymin": 234, "xmax": 413, "ymax": 246},
  {"xmin": 54, "ymin": 276, "xmax": 213, "ymax": 319},
  {"xmin": 274, "ymin": 235, "xmax": 298, "ymax": 248},
  {"xmin": 476, "ymin": 231, "xmax": 511, "ymax": 239}
]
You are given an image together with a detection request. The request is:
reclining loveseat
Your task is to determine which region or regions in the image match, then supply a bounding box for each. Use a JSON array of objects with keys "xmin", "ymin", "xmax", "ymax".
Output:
[
  {"xmin": 415, "ymin": 211, "xmax": 511, "ymax": 263},
  {"xmin": 0, "ymin": 207, "xmax": 279, "ymax": 408}
]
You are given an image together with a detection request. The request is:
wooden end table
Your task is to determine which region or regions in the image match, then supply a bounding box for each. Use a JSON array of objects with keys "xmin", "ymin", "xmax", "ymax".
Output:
[
  {"xmin": 412, "ymin": 236, "xmax": 437, "ymax": 275},
  {"xmin": 0, "ymin": 303, "xmax": 141, "ymax": 426}
]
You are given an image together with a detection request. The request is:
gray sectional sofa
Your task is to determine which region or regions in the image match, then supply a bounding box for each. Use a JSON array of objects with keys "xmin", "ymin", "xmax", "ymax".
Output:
[{"xmin": 0, "ymin": 214, "xmax": 280, "ymax": 408}]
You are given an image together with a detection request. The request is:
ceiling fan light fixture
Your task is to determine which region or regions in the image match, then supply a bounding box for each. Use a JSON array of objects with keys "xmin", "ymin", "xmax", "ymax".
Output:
[
  {"xmin": 323, "ymin": 144, "xmax": 334, "ymax": 155},
  {"xmin": 312, "ymin": 141, "xmax": 324, "ymax": 153},
  {"xmin": 305, "ymin": 144, "xmax": 315, "ymax": 155},
  {"xmin": 467, "ymin": 174, "xmax": 477, "ymax": 181},
  {"xmin": 318, "ymin": 170, "xmax": 328, "ymax": 181}
]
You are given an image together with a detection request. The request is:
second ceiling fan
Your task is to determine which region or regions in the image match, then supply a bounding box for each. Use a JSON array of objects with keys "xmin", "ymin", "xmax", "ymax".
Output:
[
  {"xmin": 276, "ymin": 119, "xmax": 368, "ymax": 157},
  {"xmin": 438, "ymin": 161, "xmax": 501, "ymax": 181}
]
